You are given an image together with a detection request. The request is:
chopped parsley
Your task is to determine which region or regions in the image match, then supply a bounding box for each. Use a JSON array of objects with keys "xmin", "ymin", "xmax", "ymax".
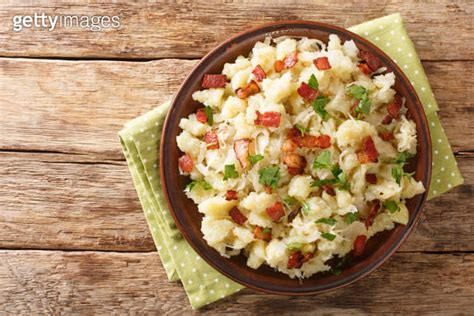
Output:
[
  {"xmin": 311, "ymin": 178, "xmax": 338, "ymax": 187},
  {"xmin": 249, "ymin": 154, "xmax": 264, "ymax": 166},
  {"xmin": 394, "ymin": 151, "xmax": 414, "ymax": 165},
  {"xmin": 348, "ymin": 85, "xmax": 371, "ymax": 115},
  {"xmin": 321, "ymin": 232, "xmax": 336, "ymax": 241},
  {"xmin": 312, "ymin": 96, "xmax": 331, "ymax": 121},
  {"xmin": 286, "ymin": 243, "xmax": 303, "ymax": 251},
  {"xmin": 308, "ymin": 74, "xmax": 319, "ymax": 89},
  {"xmin": 204, "ymin": 106, "xmax": 213, "ymax": 125},
  {"xmin": 295, "ymin": 124, "xmax": 310, "ymax": 136},
  {"xmin": 391, "ymin": 166, "xmax": 403, "ymax": 185},
  {"xmin": 223, "ymin": 164, "xmax": 238, "ymax": 180},
  {"xmin": 283, "ymin": 196, "xmax": 297, "ymax": 210},
  {"xmin": 258, "ymin": 165, "xmax": 280, "ymax": 189},
  {"xmin": 262, "ymin": 227, "xmax": 271, "ymax": 234},
  {"xmin": 315, "ymin": 218, "xmax": 336, "ymax": 225},
  {"xmin": 313, "ymin": 150, "xmax": 332, "ymax": 170},
  {"xmin": 186, "ymin": 179, "xmax": 212, "ymax": 191},
  {"xmin": 311, "ymin": 152, "xmax": 350, "ymax": 190},
  {"xmin": 383, "ymin": 201, "xmax": 400, "ymax": 213},
  {"xmin": 344, "ymin": 212, "xmax": 359, "ymax": 224},
  {"xmin": 301, "ymin": 201, "xmax": 310, "ymax": 216}
]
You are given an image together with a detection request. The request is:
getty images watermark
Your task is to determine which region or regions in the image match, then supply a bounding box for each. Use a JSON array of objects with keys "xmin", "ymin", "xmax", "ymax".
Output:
[{"xmin": 12, "ymin": 13, "xmax": 120, "ymax": 32}]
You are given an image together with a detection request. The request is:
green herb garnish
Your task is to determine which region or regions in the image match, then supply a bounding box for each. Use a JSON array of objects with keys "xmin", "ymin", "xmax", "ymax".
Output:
[
  {"xmin": 321, "ymin": 232, "xmax": 337, "ymax": 241},
  {"xmin": 249, "ymin": 154, "xmax": 264, "ymax": 166},
  {"xmin": 308, "ymin": 74, "xmax": 319, "ymax": 89},
  {"xmin": 283, "ymin": 196, "xmax": 297, "ymax": 210},
  {"xmin": 258, "ymin": 165, "xmax": 280, "ymax": 189},
  {"xmin": 295, "ymin": 124, "xmax": 310, "ymax": 136},
  {"xmin": 391, "ymin": 166, "xmax": 403, "ymax": 185},
  {"xmin": 383, "ymin": 200, "xmax": 400, "ymax": 213},
  {"xmin": 313, "ymin": 150, "xmax": 332, "ymax": 170},
  {"xmin": 315, "ymin": 218, "xmax": 337, "ymax": 225},
  {"xmin": 344, "ymin": 212, "xmax": 359, "ymax": 224},
  {"xmin": 204, "ymin": 106, "xmax": 213, "ymax": 125},
  {"xmin": 394, "ymin": 151, "xmax": 414, "ymax": 165},
  {"xmin": 312, "ymin": 96, "xmax": 331, "ymax": 121},
  {"xmin": 186, "ymin": 179, "xmax": 213, "ymax": 191},
  {"xmin": 311, "ymin": 178, "xmax": 338, "ymax": 187},
  {"xmin": 223, "ymin": 164, "xmax": 238, "ymax": 180},
  {"xmin": 262, "ymin": 227, "xmax": 271, "ymax": 234},
  {"xmin": 348, "ymin": 85, "xmax": 371, "ymax": 115},
  {"xmin": 286, "ymin": 243, "xmax": 303, "ymax": 251},
  {"xmin": 301, "ymin": 201, "xmax": 310, "ymax": 216}
]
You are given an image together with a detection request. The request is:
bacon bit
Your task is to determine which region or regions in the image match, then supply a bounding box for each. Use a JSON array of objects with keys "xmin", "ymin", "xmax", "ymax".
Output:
[
  {"xmin": 365, "ymin": 200, "xmax": 380, "ymax": 229},
  {"xmin": 350, "ymin": 100, "xmax": 359, "ymax": 116},
  {"xmin": 196, "ymin": 108, "xmax": 208, "ymax": 124},
  {"xmin": 252, "ymin": 64, "xmax": 266, "ymax": 82},
  {"xmin": 387, "ymin": 94, "xmax": 402, "ymax": 119},
  {"xmin": 282, "ymin": 139, "xmax": 298, "ymax": 153},
  {"xmin": 357, "ymin": 63, "xmax": 372, "ymax": 75},
  {"xmin": 297, "ymin": 82, "xmax": 319, "ymax": 102},
  {"xmin": 353, "ymin": 235, "xmax": 367, "ymax": 257},
  {"xmin": 379, "ymin": 131, "xmax": 395, "ymax": 141},
  {"xmin": 382, "ymin": 114, "xmax": 393, "ymax": 125},
  {"xmin": 178, "ymin": 154, "xmax": 193, "ymax": 173},
  {"xmin": 236, "ymin": 80, "xmax": 260, "ymax": 99},
  {"xmin": 225, "ymin": 190, "xmax": 238, "ymax": 201},
  {"xmin": 254, "ymin": 226, "xmax": 271, "ymax": 241},
  {"xmin": 321, "ymin": 185, "xmax": 336, "ymax": 196},
  {"xmin": 358, "ymin": 136, "xmax": 378, "ymax": 163},
  {"xmin": 264, "ymin": 186, "xmax": 273, "ymax": 194},
  {"xmin": 287, "ymin": 127, "xmax": 302, "ymax": 139},
  {"xmin": 229, "ymin": 207, "xmax": 247, "ymax": 225},
  {"xmin": 282, "ymin": 153, "xmax": 307, "ymax": 173},
  {"xmin": 358, "ymin": 50, "xmax": 382, "ymax": 72},
  {"xmin": 202, "ymin": 74, "xmax": 227, "ymax": 89},
  {"xmin": 302, "ymin": 252, "xmax": 314, "ymax": 263},
  {"xmin": 314, "ymin": 57, "xmax": 331, "ymax": 70},
  {"xmin": 204, "ymin": 131, "xmax": 219, "ymax": 150},
  {"xmin": 234, "ymin": 138, "xmax": 250, "ymax": 169},
  {"xmin": 287, "ymin": 251, "xmax": 305, "ymax": 269},
  {"xmin": 283, "ymin": 52, "xmax": 298, "ymax": 69},
  {"xmin": 287, "ymin": 209, "xmax": 300, "ymax": 223},
  {"xmin": 287, "ymin": 167, "xmax": 303, "ymax": 176},
  {"xmin": 266, "ymin": 202, "xmax": 285, "ymax": 222},
  {"xmin": 292, "ymin": 134, "xmax": 331, "ymax": 149},
  {"xmin": 274, "ymin": 60, "xmax": 285, "ymax": 72},
  {"xmin": 255, "ymin": 111, "xmax": 281, "ymax": 128},
  {"xmin": 365, "ymin": 173, "xmax": 377, "ymax": 184}
]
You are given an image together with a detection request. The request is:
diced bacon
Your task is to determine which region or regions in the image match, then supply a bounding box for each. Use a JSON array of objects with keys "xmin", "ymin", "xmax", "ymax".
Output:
[
  {"xmin": 357, "ymin": 63, "xmax": 372, "ymax": 75},
  {"xmin": 202, "ymin": 74, "xmax": 227, "ymax": 89},
  {"xmin": 283, "ymin": 52, "xmax": 298, "ymax": 69},
  {"xmin": 234, "ymin": 138, "xmax": 250, "ymax": 169},
  {"xmin": 379, "ymin": 131, "xmax": 395, "ymax": 141},
  {"xmin": 178, "ymin": 154, "xmax": 193, "ymax": 173},
  {"xmin": 302, "ymin": 252, "xmax": 314, "ymax": 263},
  {"xmin": 287, "ymin": 127, "xmax": 302, "ymax": 139},
  {"xmin": 254, "ymin": 111, "xmax": 281, "ymax": 128},
  {"xmin": 287, "ymin": 251, "xmax": 305, "ymax": 269},
  {"xmin": 358, "ymin": 136, "xmax": 378, "ymax": 163},
  {"xmin": 254, "ymin": 226, "xmax": 271, "ymax": 241},
  {"xmin": 387, "ymin": 94, "xmax": 402, "ymax": 119},
  {"xmin": 252, "ymin": 65, "xmax": 266, "ymax": 82},
  {"xmin": 382, "ymin": 114, "xmax": 393, "ymax": 125},
  {"xmin": 287, "ymin": 209, "xmax": 300, "ymax": 223},
  {"xmin": 282, "ymin": 139, "xmax": 298, "ymax": 153},
  {"xmin": 283, "ymin": 153, "xmax": 306, "ymax": 170},
  {"xmin": 236, "ymin": 80, "xmax": 260, "ymax": 99},
  {"xmin": 274, "ymin": 60, "xmax": 285, "ymax": 72},
  {"xmin": 353, "ymin": 235, "xmax": 367, "ymax": 257},
  {"xmin": 358, "ymin": 50, "xmax": 382, "ymax": 72},
  {"xmin": 350, "ymin": 100, "xmax": 359, "ymax": 116},
  {"xmin": 264, "ymin": 186, "xmax": 273, "ymax": 194},
  {"xmin": 204, "ymin": 131, "xmax": 219, "ymax": 150},
  {"xmin": 314, "ymin": 57, "xmax": 331, "ymax": 70},
  {"xmin": 266, "ymin": 202, "xmax": 285, "ymax": 222},
  {"xmin": 229, "ymin": 207, "xmax": 247, "ymax": 225},
  {"xmin": 297, "ymin": 82, "xmax": 319, "ymax": 102},
  {"xmin": 321, "ymin": 185, "xmax": 336, "ymax": 196},
  {"xmin": 225, "ymin": 190, "xmax": 238, "ymax": 201},
  {"xmin": 365, "ymin": 173, "xmax": 377, "ymax": 184},
  {"xmin": 287, "ymin": 167, "xmax": 303, "ymax": 176},
  {"xmin": 365, "ymin": 200, "xmax": 380, "ymax": 229},
  {"xmin": 292, "ymin": 134, "xmax": 331, "ymax": 149},
  {"xmin": 196, "ymin": 108, "xmax": 208, "ymax": 124}
]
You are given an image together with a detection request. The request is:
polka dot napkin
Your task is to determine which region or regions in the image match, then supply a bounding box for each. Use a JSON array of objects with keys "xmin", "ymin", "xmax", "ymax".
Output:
[{"xmin": 118, "ymin": 13, "xmax": 463, "ymax": 309}]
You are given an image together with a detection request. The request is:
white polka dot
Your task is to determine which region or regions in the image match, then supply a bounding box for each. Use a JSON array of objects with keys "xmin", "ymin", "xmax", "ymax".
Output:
[
  {"xmin": 410, "ymin": 81, "xmax": 415, "ymax": 86},
  {"xmin": 220, "ymin": 295, "xmax": 225, "ymax": 299},
  {"xmin": 181, "ymin": 263, "xmax": 185, "ymax": 267},
  {"xmin": 408, "ymin": 53, "xmax": 413, "ymax": 58},
  {"xmin": 188, "ymin": 279, "xmax": 193, "ymax": 284},
  {"xmin": 434, "ymin": 150, "xmax": 439, "ymax": 155},
  {"xmin": 386, "ymin": 42, "xmax": 391, "ymax": 47},
  {"xmin": 393, "ymin": 59, "xmax": 398, "ymax": 64},
  {"xmin": 214, "ymin": 278, "xmax": 219, "ymax": 283},
  {"xmin": 379, "ymin": 25, "xmax": 384, "ymax": 30},
  {"xmin": 438, "ymin": 139, "xmax": 442, "ymax": 143},
  {"xmin": 192, "ymin": 268, "xmax": 196, "ymax": 272},
  {"xmin": 140, "ymin": 128, "xmax": 144, "ymax": 133},
  {"xmin": 448, "ymin": 183, "xmax": 452, "ymax": 188},
  {"xmin": 436, "ymin": 179, "xmax": 441, "ymax": 183},
  {"xmin": 225, "ymin": 283, "xmax": 230, "ymax": 288},
  {"xmin": 395, "ymin": 19, "xmax": 400, "ymax": 23},
  {"xmin": 194, "ymin": 296, "xmax": 200, "ymax": 302},
  {"xmin": 431, "ymin": 122, "xmax": 435, "ymax": 127},
  {"xmin": 147, "ymin": 146, "xmax": 151, "ymax": 151},
  {"xmin": 428, "ymin": 104, "xmax": 432, "ymax": 108},
  {"xmin": 153, "ymin": 163, "xmax": 157, "ymax": 168},
  {"xmin": 136, "ymin": 141, "xmax": 140, "ymax": 145},
  {"xmin": 210, "ymin": 289, "xmax": 214, "ymax": 294},
  {"xmin": 403, "ymin": 64, "xmax": 408, "ymax": 69},
  {"xmin": 432, "ymin": 161, "xmax": 435, "ymax": 166},
  {"xmin": 402, "ymin": 36, "xmax": 406, "ymax": 41},
  {"xmin": 415, "ymin": 70, "xmax": 419, "ymax": 75},
  {"xmin": 421, "ymin": 87, "xmax": 426, "ymax": 92},
  {"xmin": 364, "ymin": 31, "xmax": 369, "ymax": 36},
  {"xmin": 173, "ymin": 246, "xmax": 177, "ymax": 250},
  {"xmin": 390, "ymin": 30, "xmax": 395, "ymax": 35},
  {"xmin": 433, "ymin": 190, "xmax": 437, "ymax": 194},
  {"xmin": 451, "ymin": 172, "xmax": 455, "ymax": 177},
  {"xmin": 143, "ymin": 159, "xmax": 147, "ymax": 163},
  {"xmin": 204, "ymin": 273, "xmax": 208, "ymax": 277},
  {"xmin": 185, "ymin": 250, "xmax": 189, "ymax": 255},
  {"xmin": 152, "ymin": 227, "xmax": 157, "ymax": 232},
  {"xmin": 397, "ymin": 47, "xmax": 402, "ymax": 52},
  {"xmin": 375, "ymin": 36, "xmax": 380, "ymax": 41},
  {"xmin": 155, "ymin": 122, "xmax": 159, "ymax": 127},
  {"xmin": 151, "ymin": 134, "xmax": 155, "ymax": 138},
  {"xmin": 199, "ymin": 285, "xmax": 204, "ymax": 290},
  {"xmin": 157, "ymin": 245, "xmax": 162, "ymax": 250},
  {"xmin": 445, "ymin": 155, "xmax": 449, "ymax": 160},
  {"xmin": 196, "ymin": 256, "xmax": 201, "ymax": 260}
]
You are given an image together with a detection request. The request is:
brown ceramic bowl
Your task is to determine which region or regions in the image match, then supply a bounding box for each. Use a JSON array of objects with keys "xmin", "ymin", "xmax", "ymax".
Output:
[{"xmin": 160, "ymin": 21, "xmax": 431, "ymax": 295}]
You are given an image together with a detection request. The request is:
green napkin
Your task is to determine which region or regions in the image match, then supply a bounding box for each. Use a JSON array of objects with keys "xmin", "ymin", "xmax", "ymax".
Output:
[{"xmin": 119, "ymin": 13, "xmax": 463, "ymax": 309}]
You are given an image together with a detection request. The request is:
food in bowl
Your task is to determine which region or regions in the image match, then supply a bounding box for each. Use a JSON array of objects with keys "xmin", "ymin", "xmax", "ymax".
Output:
[{"xmin": 175, "ymin": 34, "xmax": 425, "ymax": 279}]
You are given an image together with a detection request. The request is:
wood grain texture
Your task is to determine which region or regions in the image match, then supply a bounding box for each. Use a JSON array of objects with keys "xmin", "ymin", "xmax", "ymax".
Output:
[
  {"xmin": 0, "ymin": 1, "xmax": 472, "ymax": 60},
  {"xmin": 0, "ymin": 151, "xmax": 472, "ymax": 252},
  {"xmin": 0, "ymin": 250, "xmax": 472, "ymax": 314},
  {"xmin": 0, "ymin": 59, "xmax": 472, "ymax": 161}
]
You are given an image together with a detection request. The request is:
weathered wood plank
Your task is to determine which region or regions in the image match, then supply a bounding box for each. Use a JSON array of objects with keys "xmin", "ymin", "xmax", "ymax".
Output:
[
  {"xmin": 0, "ymin": 250, "xmax": 472, "ymax": 314},
  {"xmin": 0, "ymin": 152, "xmax": 472, "ymax": 252},
  {"xmin": 0, "ymin": 59, "xmax": 472, "ymax": 161},
  {"xmin": 0, "ymin": 1, "xmax": 472, "ymax": 60}
]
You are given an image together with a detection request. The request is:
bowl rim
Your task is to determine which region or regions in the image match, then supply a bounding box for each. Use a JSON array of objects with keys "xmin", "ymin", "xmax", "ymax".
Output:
[{"xmin": 160, "ymin": 20, "xmax": 432, "ymax": 295}]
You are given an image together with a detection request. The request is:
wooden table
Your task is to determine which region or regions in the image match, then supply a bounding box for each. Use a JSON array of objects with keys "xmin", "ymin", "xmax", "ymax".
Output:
[{"xmin": 1, "ymin": 1, "xmax": 473, "ymax": 314}]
